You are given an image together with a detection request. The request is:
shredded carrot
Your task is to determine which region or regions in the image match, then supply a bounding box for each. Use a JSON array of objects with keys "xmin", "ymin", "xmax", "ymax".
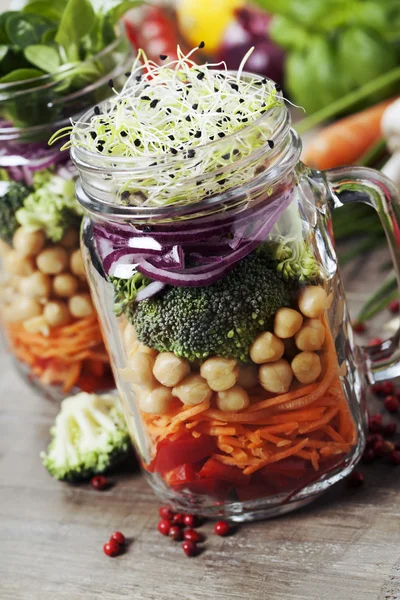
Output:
[
  {"xmin": 5, "ymin": 316, "xmax": 110, "ymax": 393},
  {"xmin": 247, "ymin": 383, "xmax": 319, "ymax": 413},
  {"xmin": 243, "ymin": 438, "xmax": 310, "ymax": 475}
]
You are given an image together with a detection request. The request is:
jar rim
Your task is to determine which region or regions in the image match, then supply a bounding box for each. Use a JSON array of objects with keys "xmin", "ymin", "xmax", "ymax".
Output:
[{"xmin": 72, "ymin": 69, "xmax": 302, "ymax": 223}]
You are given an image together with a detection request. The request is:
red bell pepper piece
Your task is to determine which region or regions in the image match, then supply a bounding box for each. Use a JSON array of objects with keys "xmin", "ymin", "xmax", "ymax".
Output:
[
  {"xmin": 199, "ymin": 458, "xmax": 250, "ymax": 487},
  {"xmin": 153, "ymin": 434, "xmax": 217, "ymax": 476}
]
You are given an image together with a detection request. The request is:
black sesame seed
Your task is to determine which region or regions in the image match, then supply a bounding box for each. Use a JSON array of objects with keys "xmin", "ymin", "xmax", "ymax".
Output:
[
  {"xmin": 166, "ymin": 108, "xmax": 172, "ymax": 115},
  {"xmin": 169, "ymin": 174, "xmax": 175, "ymax": 178},
  {"xmin": 108, "ymin": 79, "xmax": 114, "ymax": 88},
  {"xmin": 268, "ymin": 140, "xmax": 275, "ymax": 149},
  {"xmin": 143, "ymin": 225, "xmax": 152, "ymax": 233},
  {"xmin": 222, "ymin": 153, "xmax": 230, "ymax": 160},
  {"xmin": 99, "ymin": 119, "xmax": 106, "ymax": 124},
  {"xmin": 262, "ymin": 78, "xmax": 267, "ymax": 84},
  {"xmin": 214, "ymin": 87, "xmax": 219, "ymax": 93},
  {"xmin": 96, "ymin": 144, "xmax": 104, "ymax": 152},
  {"xmin": 197, "ymin": 72, "xmax": 205, "ymax": 80},
  {"xmin": 239, "ymin": 98, "xmax": 245, "ymax": 104},
  {"xmin": 121, "ymin": 191, "xmax": 130, "ymax": 199},
  {"xmin": 275, "ymin": 83, "xmax": 282, "ymax": 91},
  {"xmin": 171, "ymin": 148, "xmax": 178, "ymax": 155},
  {"xmin": 94, "ymin": 106, "xmax": 100, "ymax": 115},
  {"xmin": 233, "ymin": 149, "xmax": 239, "ymax": 156},
  {"xmin": 97, "ymin": 139, "xmax": 105, "ymax": 144},
  {"xmin": 136, "ymin": 75, "xmax": 142, "ymax": 82},
  {"xmin": 209, "ymin": 136, "xmax": 215, "ymax": 141},
  {"xmin": 194, "ymin": 131, "xmax": 201, "ymax": 139},
  {"xmin": 141, "ymin": 95, "xmax": 151, "ymax": 101},
  {"xmin": 192, "ymin": 103, "xmax": 198, "ymax": 110},
  {"xmin": 199, "ymin": 41, "xmax": 205, "ymax": 49},
  {"xmin": 216, "ymin": 107, "xmax": 222, "ymax": 113},
  {"xmin": 185, "ymin": 115, "xmax": 191, "ymax": 122},
  {"xmin": 230, "ymin": 83, "xmax": 239, "ymax": 92},
  {"xmin": 217, "ymin": 179, "xmax": 226, "ymax": 186},
  {"xmin": 168, "ymin": 135, "xmax": 175, "ymax": 141},
  {"xmin": 159, "ymin": 54, "xmax": 168, "ymax": 60},
  {"xmin": 134, "ymin": 139, "xmax": 141, "ymax": 147},
  {"xmin": 149, "ymin": 162, "xmax": 157, "ymax": 166},
  {"xmin": 150, "ymin": 99, "xmax": 159, "ymax": 108},
  {"xmin": 187, "ymin": 149, "xmax": 196, "ymax": 159},
  {"xmin": 89, "ymin": 131, "xmax": 97, "ymax": 140},
  {"xmin": 120, "ymin": 130, "xmax": 128, "ymax": 137},
  {"xmin": 241, "ymin": 117, "xmax": 248, "ymax": 123},
  {"xmin": 218, "ymin": 132, "xmax": 225, "ymax": 138},
  {"xmin": 125, "ymin": 71, "xmax": 131, "ymax": 77}
]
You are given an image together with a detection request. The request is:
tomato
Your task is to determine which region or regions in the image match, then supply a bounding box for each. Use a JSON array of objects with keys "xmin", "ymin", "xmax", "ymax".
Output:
[
  {"xmin": 152, "ymin": 434, "xmax": 217, "ymax": 476},
  {"xmin": 199, "ymin": 458, "xmax": 250, "ymax": 487},
  {"xmin": 256, "ymin": 458, "xmax": 308, "ymax": 481}
]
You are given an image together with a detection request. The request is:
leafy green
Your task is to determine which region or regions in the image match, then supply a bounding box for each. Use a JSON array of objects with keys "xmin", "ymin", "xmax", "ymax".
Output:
[
  {"xmin": 256, "ymin": 0, "xmax": 400, "ymax": 113},
  {"xmin": 24, "ymin": 44, "xmax": 60, "ymax": 72},
  {"xmin": 0, "ymin": 180, "xmax": 32, "ymax": 243},
  {"xmin": 0, "ymin": 0, "xmax": 142, "ymax": 129}
]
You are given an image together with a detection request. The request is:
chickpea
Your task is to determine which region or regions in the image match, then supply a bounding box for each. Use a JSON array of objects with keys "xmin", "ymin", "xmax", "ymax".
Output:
[
  {"xmin": 274, "ymin": 308, "xmax": 303, "ymax": 339},
  {"xmin": 19, "ymin": 271, "xmax": 51, "ymax": 299},
  {"xmin": 250, "ymin": 331, "xmax": 284, "ymax": 364},
  {"xmin": 123, "ymin": 323, "xmax": 137, "ymax": 350},
  {"xmin": 291, "ymin": 351, "xmax": 322, "ymax": 384},
  {"xmin": 139, "ymin": 386, "xmax": 174, "ymax": 415},
  {"xmin": 298, "ymin": 286, "xmax": 327, "ymax": 318},
  {"xmin": 3, "ymin": 250, "xmax": 35, "ymax": 276},
  {"xmin": 37, "ymin": 246, "xmax": 68, "ymax": 275},
  {"xmin": 295, "ymin": 318, "xmax": 326, "ymax": 352},
  {"xmin": 53, "ymin": 273, "xmax": 79, "ymax": 298},
  {"xmin": 70, "ymin": 249, "xmax": 86, "ymax": 278},
  {"xmin": 259, "ymin": 359, "xmax": 293, "ymax": 394},
  {"xmin": 13, "ymin": 296, "xmax": 42, "ymax": 322},
  {"xmin": 68, "ymin": 293, "xmax": 94, "ymax": 318},
  {"xmin": 237, "ymin": 364, "xmax": 259, "ymax": 389},
  {"xmin": 23, "ymin": 315, "xmax": 49, "ymax": 335},
  {"xmin": 216, "ymin": 386, "xmax": 250, "ymax": 412},
  {"xmin": 172, "ymin": 374, "xmax": 212, "ymax": 406},
  {"xmin": 60, "ymin": 227, "xmax": 79, "ymax": 249},
  {"xmin": 153, "ymin": 352, "xmax": 190, "ymax": 387},
  {"xmin": 13, "ymin": 227, "xmax": 45, "ymax": 258},
  {"xmin": 200, "ymin": 357, "xmax": 239, "ymax": 392},
  {"xmin": 43, "ymin": 301, "xmax": 71, "ymax": 327},
  {"xmin": 129, "ymin": 352, "xmax": 156, "ymax": 387}
]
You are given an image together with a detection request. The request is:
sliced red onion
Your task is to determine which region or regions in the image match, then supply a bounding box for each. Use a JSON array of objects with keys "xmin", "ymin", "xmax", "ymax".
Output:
[
  {"xmin": 137, "ymin": 259, "xmax": 231, "ymax": 287},
  {"xmin": 136, "ymin": 281, "xmax": 166, "ymax": 301}
]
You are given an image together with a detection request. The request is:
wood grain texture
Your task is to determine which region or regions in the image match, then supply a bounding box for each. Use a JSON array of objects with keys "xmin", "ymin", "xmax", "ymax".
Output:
[{"xmin": 0, "ymin": 247, "xmax": 399, "ymax": 600}]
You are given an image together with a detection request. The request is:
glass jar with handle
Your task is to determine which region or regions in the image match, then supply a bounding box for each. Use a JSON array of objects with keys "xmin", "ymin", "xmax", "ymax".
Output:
[{"xmin": 70, "ymin": 58, "xmax": 400, "ymax": 521}]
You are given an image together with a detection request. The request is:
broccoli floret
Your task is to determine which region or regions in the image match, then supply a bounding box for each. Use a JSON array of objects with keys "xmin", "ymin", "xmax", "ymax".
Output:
[
  {"xmin": 0, "ymin": 180, "xmax": 32, "ymax": 243},
  {"xmin": 110, "ymin": 272, "xmax": 151, "ymax": 316},
  {"xmin": 129, "ymin": 251, "xmax": 293, "ymax": 363},
  {"xmin": 41, "ymin": 392, "xmax": 131, "ymax": 482},
  {"xmin": 16, "ymin": 173, "xmax": 83, "ymax": 242},
  {"xmin": 267, "ymin": 240, "xmax": 321, "ymax": 282}
]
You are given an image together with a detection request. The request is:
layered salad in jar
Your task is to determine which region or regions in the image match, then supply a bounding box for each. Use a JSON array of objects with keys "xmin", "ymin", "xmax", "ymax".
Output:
[
  {"xmin": 68, "ymin": 47, "xmax": 358, "ymax": 509},
  {"xmin": 0, "ymin": 1, "xmax": 134, "ymax": 396}
]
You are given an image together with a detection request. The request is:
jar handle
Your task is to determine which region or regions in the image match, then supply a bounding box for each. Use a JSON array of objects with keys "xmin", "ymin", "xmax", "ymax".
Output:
[{"xmin": 325, "ymin": 165, "xmax": 400, "ymax": 384}]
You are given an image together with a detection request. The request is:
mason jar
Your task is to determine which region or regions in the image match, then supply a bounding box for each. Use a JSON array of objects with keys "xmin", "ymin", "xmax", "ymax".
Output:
[
  {"xmin": 0, "ymin": 28, "xmax": 132, "ymax": 400},
  {"xmin": 71, "ymin": 72, "xmax": 400, "ymax": 521}
]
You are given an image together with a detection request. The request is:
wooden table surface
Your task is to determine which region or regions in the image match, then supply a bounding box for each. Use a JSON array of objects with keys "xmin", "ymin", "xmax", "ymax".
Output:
[{"xmin": 1, "ymin": 247, "xmax": 400, "ymax": 600}]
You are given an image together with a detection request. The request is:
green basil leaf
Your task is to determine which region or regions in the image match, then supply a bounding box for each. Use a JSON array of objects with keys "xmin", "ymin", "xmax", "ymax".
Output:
[
  {"xmin": 55, "ymin": 0, "xmax": 95, "ymax": 61},
  {"xmin": 6, "ymin": 13, "xmax": 54, "ymax": 49},
  {"xmin": 22, "ymin": 0, "xmax": 67, "ymax": 23},
  {"xmin": 41, "ymin": 27, "xmax": 57, "ymax": 44},
  {"xmin": 0, "ymin": 67, "xmax": 44, "ymax": 83},
  {"xmin": 0, "ymin": 45, "xmax": 8, "ymax": 63},
  {"xmin": 270, "ymin": 15, "xmax": 309, "ymax": 52},
  {"xmin": 24, "ymin": 44, "xmax": 60, "ymax": 72},
  {"xmin": 105, "ymin": 1, "xmax": 139, "ymax": 26}
]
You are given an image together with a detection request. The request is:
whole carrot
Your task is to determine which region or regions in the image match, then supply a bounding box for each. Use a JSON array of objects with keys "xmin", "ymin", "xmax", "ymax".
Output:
[{"xmin": 302, "ymin": 98, "xmax": 396, "ymax": 170}]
